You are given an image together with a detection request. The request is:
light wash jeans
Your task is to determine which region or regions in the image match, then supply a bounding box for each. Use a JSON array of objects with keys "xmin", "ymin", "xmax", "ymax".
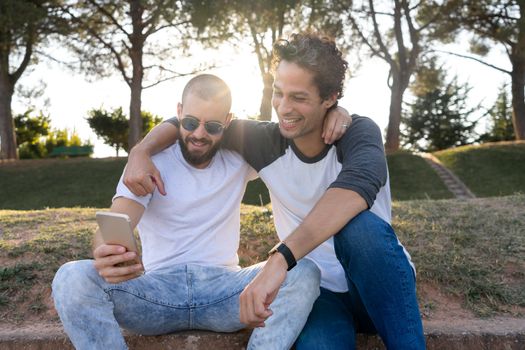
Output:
[{"xmin": 52, "ymin": 259, "xmax": 320, "ymax": 350}]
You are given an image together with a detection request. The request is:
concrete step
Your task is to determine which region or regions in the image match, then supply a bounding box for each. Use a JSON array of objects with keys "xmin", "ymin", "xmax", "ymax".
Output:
[{"xmin": 1, "ymin": 320, "xmax": 524, "ymax": 350}]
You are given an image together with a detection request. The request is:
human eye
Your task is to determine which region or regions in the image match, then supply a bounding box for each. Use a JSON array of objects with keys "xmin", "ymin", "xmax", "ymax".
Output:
[{"xmin": 292, "ymin": 95, "xmax": 307, "ymax": 102}]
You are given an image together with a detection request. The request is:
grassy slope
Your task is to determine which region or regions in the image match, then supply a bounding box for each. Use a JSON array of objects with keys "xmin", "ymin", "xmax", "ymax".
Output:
[
  {"xmin": 0, "ymin": 158, "xmax": 127, "ymax": 210},
  {"xmin": 434, "ymin": 141, "xmax": 525, "ymax": 197},
  {"xmin": 0, "ymin": 152, "xmax": 451, "ymax": 210},
  {"xmin": 387, "ymin": 151, "xmax": 453, "ymax": 200},
  {"xmin": 1, "ymin": 196, "xmax": 524, "ymax": 324}
]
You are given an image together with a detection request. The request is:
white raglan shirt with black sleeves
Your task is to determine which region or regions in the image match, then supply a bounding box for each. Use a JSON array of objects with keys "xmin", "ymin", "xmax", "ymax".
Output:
[
  {"xmin": 113, "ymin": 142, "xmax": 256, "ymax": 272},
  {"xmin": 217, "ymin": 115, "xmax": 414, "ymax": 293}
]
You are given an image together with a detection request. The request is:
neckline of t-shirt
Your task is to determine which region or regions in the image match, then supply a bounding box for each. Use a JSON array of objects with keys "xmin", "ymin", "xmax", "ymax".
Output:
[{"xmin": 289, "ymin": 140, "xmax": 332, "ymax": 164}]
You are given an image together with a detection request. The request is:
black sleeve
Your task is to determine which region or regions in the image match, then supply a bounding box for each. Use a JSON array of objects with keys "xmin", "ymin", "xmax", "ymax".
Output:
[
  {"xmin": 329, "ymin": 115, "xmax": 388, "ymax": 208},
  {"xmin": 222, "ymin": 119, "xmax": 288, "ymax": 172},
  {"xmin": 164, "ymin": 117, "xmax": 180, "ymax": 128}
]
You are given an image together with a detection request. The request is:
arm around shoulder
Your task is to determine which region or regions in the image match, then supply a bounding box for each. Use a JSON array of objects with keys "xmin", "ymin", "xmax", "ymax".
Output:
[{"xmin": 124, "ymin": 120, "xmax": 180, "ymax": 196}]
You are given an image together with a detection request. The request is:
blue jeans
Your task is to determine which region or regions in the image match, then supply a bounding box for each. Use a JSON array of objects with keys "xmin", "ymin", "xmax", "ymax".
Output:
[
  {"xmin": 295, "ymin": 211, "xmax": 425, "ymax": 350},
  {"xmin": 52, "ymin": 259, "xmax": 320, "ymax": 350}
]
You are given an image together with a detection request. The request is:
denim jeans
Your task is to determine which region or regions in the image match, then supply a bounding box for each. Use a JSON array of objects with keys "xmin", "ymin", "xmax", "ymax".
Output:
[
  {"xmin": 295, "ymin": 211, "xmax": 425, "ymax": 350},
  {"xmin": 52, "ymin": 259, "xmax": 320, "ymax": 350}
]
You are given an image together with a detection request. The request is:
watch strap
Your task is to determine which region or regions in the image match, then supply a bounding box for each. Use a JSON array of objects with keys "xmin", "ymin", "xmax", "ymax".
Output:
[{"xmin": 269, "ymin": 242, "xmax": 297, "ymax": 271}]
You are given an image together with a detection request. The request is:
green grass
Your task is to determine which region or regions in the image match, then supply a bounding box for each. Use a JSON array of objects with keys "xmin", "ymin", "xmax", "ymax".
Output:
[
  {"xmin": 393, "ymin": 195, "xmax": 525, "ymax": 317},
  {"xmin": 0, "ymin": 158, "xmax": 127, "ymax": 210},
  {"xmin": 0, "ymin": 151, "xmax": 455, "ymax": 211},
  {"xmin": 434, "ymin": 141, "xmax": 525, "ymax": 197},
  {"xmin": 0, "ymin": 157, "xmax": 270, "ymax": 209},
  {"xmin": 1, "ymin": 196, "xmax": 523, "ymax": 323},
  {"xmin": 387, "ymin": 151, "xmax": 453, "ymax": 200}
]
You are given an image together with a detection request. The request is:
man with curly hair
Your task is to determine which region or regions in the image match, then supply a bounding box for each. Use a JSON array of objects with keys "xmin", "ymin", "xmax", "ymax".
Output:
[{"xmin": 124, "ymin": 33, "xmax": 425, "ymax": 349}]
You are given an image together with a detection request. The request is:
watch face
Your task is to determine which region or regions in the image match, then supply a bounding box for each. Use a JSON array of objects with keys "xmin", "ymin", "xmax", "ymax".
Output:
[{"xmin": 268, "ymin": 242, "xmax": 281, "ymax": 255}]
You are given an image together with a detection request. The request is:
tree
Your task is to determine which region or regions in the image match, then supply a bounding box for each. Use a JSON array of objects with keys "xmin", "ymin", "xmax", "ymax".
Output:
[
  {"xmin": 401, "ymin": 59, "xmax": 477, "ymax": 152},
  {"xmin": 345, "ymin": 0, "xmax": 460, "ymax": 152},
  {"xmin": 62, "ymin": 0, "xmax": 203, "ymax": 151},
  {"xmin": 87, "ymin": 107, "xmax": 162, "ymax": 156},
  {"xmin": 14, "ymin": 110, "xmax": 91, "ymax": 159},
  {"xmin": 14, "ymin": 110, "xmax": 51, "ymax": 158},
  {"xmin": 479, "ymin": 84, "xmax": 515, "ymax": 142},
  {"xmin": 443, "ymin": 0, "xmax": 525, "ymax": 140},
  {"xmin": 186, "ymin": 0, "xmax": 344, "ymax": 120},
  {"xmin": 0, "ymin": 0, "xmax": 66, "ymax": 160}
]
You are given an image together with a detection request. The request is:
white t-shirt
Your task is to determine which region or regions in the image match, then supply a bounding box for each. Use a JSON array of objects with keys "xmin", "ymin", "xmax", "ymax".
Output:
[
  {"xmin": 218, "ymin": 116, "xmax": 413, "ymax": 292},
  {"xmin": 114, "ymin": 142, "xmax": 256, "ymax": 272}
]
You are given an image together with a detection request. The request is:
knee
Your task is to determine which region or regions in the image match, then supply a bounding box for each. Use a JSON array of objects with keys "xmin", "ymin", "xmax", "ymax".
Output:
[
  {"xmin": 335, "ymin": 211, "xmax": 390, "ymax": 250},
  {"xmin": 52, "ymin": 260, "xmax": 98, "ymax": 304},
  {"xmin": 334, "ymin": 211, "xmax": 394, "ymax": 263},
  {"xmin": 284, "ymin": 259, "xmax": 321, "ymax": 299}
]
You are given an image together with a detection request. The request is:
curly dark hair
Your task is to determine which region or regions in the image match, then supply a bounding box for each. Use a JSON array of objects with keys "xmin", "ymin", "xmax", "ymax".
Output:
[{"xmin": 272, "ymin": 33, "xmax": 348, "ymax": 102}]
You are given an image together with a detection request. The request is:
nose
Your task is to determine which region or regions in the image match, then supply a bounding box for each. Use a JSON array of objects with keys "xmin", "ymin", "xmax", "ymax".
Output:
[{"xmin": 192, "ymin": 122, "xmax": 208, "ymax": 138}]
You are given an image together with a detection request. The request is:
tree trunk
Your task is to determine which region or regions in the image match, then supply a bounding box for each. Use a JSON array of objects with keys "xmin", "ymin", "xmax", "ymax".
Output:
[
  {"xmin": 128, "ymin": 70, "xmax": 143, "ymax": 149},
  {"xmin": 0, "ymin": 67, "xmax": 17, "ymax": 160},
  {"xmin": 385, "ymin": 72, "xmax": 402, "ymax": 153},
  {"xmin": 259, "ymin": 72, "xmax": 273, "ymax": 121},
  {"xmin": 510, "ymin": 51, "xmax": 525, "ymax": 140},
  {"xmin": 128, "ymin": 0, "xmax": 144, "ymax": 150}
]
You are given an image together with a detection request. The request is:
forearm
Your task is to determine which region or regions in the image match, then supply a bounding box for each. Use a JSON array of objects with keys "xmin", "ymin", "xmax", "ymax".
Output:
[
  {"xmin": 284, "ymin": 188, "xmax": 367, "ymax": 261},
  {"xmin": 130, "ymin": 122, "xmax": 179, "ymax": 157}
]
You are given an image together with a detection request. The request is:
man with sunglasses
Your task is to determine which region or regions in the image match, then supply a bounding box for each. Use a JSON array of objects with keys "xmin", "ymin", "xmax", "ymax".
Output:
[
  {"xmin": 124, "ymin": 32, "xmax": 425, "ymax": 349},
  {"xmin": 52, "ymin": 74, "xmax": 324, "ymax": 350}
]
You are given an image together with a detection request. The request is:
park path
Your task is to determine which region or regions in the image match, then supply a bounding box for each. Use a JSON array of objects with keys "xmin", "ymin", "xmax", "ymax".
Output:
[{"xmin": 420, "ymin": 153, "xmax": 476, "ymax": 200}]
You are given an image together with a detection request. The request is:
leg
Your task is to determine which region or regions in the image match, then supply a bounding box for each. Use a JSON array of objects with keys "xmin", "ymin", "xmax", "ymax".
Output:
[
  {"xmin": 295, "ymin": 287, "xmax": 355, "ymax": 350},
  {"xmin": 334, "ymin": 210, "xmax": 425, "ymax": 350},
  {"xmin": 52, "ymin": 260, "xmax": 192, "ymax": 350},
  {"xmin": 191, "ymin": 259, "xmax": 320, "ymax": 350},
  {"xmin": 52, "ymin": 260, "xmax": 129, "ymax": 350},
  {"xmin": 249, "ymin": 259, "xmax": 321, "ymax": 350}
]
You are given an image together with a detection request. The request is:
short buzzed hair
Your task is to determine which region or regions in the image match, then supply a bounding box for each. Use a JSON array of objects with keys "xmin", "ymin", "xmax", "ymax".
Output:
[{"xmin": 182, "ymin": 74, "xmax": 232, "ymax": 111}]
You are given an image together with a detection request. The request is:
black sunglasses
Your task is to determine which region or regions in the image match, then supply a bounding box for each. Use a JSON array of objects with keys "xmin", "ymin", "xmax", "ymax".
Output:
[{"xmin": 180, "ymin": 116, "xmax": 225, "ymax": 135}]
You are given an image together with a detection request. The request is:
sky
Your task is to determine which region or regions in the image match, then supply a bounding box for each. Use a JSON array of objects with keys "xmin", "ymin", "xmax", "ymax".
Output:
[{"xmin": 13, "ymin": 40, "xmax": 511, "ymax": 158}]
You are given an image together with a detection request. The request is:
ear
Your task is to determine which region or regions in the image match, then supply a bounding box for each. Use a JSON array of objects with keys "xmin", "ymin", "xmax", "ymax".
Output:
[
  {"xmin": 224, "ymin": 112, "xmax": 233, "ymax": 127},
  {"xmin": 322, "ymin": 92, "xmax": 338, "ymax": 109},
  {"xmin": 177, "ymin": 103, "xmax": 183, "ymax": 118}
]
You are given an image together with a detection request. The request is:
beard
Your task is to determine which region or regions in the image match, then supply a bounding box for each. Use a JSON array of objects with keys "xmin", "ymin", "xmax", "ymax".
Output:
[{"xmin": 179, "ymin": 135, "xmax": 221, "ymax": 167}]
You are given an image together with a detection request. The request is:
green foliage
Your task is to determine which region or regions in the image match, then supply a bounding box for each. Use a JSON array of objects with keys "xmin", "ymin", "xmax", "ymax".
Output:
[
  {"xmin": 14, "ymin": 110, "xmax": 51, "ymax": 145},
  {"xmin": 87, "ymin": 108, "xmax": 162, "ymax": 156},
  {"xmin": 402, "ymin": 59, "xmax": 478, "ymax": 152},
  {"xmin": 0, "ymin": 1, "xmax": 71, "ymax": 160},
  {"xmin": 14, "ymin": 110, "xmax": 90, "ymax": 159},
  {"xmin": 434, "ymin": 141, "xmax": 525, "ymax": 197},
  {"xmin": 479, "ymin": 84, "xmax": 515, "ymax": 142},
  {"xmin": 14, "ymin": 110, "xmax": 51, "ymax": 159}
]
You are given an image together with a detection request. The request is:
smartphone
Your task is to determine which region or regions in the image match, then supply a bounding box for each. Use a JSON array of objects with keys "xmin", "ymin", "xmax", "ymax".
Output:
[{"xmin": 95, "ymin": 211, "xmax": 141, "ymax": 264}]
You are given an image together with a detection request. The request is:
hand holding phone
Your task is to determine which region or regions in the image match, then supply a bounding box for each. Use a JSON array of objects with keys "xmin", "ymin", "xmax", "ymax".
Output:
[{"xmin": 95, "ymin": 211, "xmax": 144, "ymax": 282}]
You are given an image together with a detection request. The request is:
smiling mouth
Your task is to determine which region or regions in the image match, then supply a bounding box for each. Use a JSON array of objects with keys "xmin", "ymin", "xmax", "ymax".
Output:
[
  {"xmin": 187, "ymin": 137, "xmax": 211, "ymax": 150},
  {"xmin": 280, "ymin": 118, "xmax": 302, "ymax": 127}
]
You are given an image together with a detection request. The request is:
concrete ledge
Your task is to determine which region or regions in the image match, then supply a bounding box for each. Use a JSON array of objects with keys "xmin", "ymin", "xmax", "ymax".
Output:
[{"xmin": 1, "ymin": 323, "xmax": 524, "ymax": 350}]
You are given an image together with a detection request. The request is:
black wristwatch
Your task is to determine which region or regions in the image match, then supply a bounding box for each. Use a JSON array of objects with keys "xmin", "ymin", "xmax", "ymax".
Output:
[{"xmin": 268, "ymin": 242, "xmax": 297, "ymax": 271}]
